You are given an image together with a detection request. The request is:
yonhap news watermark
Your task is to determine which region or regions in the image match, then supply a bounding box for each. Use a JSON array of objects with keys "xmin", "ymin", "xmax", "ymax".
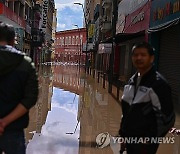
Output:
[
  {"xmin": 96, "ymin": 132, "xmax": 176, "ymax": 149},
  {"xmin": 111, "ymin": 136, "xmax": 175, "ymax": 144}
]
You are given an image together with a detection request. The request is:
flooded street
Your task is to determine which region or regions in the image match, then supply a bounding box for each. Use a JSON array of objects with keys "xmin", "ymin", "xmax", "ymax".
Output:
[
  {"xmin": 25, "ymin": 65, "xmax": 81, "ymax": 154},
  {"xmin": 25, "ymin": 65, "xmax": 180, "ymax": 154},
  {"xmin": 26, "ymin": 88, "xmax": 80, "ymax": 154},
  {"xmin": 1, "ymin": 0, "xmax": 180, "ymax": 153}
]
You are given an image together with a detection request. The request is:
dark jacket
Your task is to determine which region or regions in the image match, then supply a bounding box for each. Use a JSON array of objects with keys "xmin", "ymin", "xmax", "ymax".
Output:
[
  {"xmin": 0, "ymin": 45, "xmax": 38, "ymax": 131},
  {"xmin": 120, "ymin": 67, "xmax": 174, "ymax": 137}
]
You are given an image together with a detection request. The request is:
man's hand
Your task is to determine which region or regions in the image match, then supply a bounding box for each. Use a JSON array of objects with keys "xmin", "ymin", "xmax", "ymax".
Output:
[
  {"xmin": 0, "ymin": 103, "xmax": 28, "ymax": 135},
  {"xmin": 2, "ymin": 104, "xmax": 28, "ymax": 127},
  {"xmin": 0, "ymin": 119, "xmax": 6, "ymax": 135}
]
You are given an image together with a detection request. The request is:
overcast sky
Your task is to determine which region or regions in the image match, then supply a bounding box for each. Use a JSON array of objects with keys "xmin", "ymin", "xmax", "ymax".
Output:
[{"xmin": 55, "ymin": 0, "xmax": 84, "ymax": 31}]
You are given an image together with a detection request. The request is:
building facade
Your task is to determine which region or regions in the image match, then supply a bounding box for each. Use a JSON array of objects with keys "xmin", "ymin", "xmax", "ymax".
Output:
[
  {"xmin": 114, "ymin": 0, "xmax": 151, "ymax": 82},
  {"xmin": 0, "ymin": 0, "xmax": 26, "ymax": 51},
  {"xmin": 51, "ymin": 9, "xmax": 57, "ymax": 61},
  {"xmin": 84, "ymin": 0, "xmax": 101, "ymax": 27},
  {"xmin": 82, "ymin": 0, "xmax": 180, "ymax": 153},
  {"xmin": 55, "ymin": 28, "xmax": 87, "ymax": 65},
  {"xmin": 0, "ymin": 0, "xmax": 56, "ymax": 64}
]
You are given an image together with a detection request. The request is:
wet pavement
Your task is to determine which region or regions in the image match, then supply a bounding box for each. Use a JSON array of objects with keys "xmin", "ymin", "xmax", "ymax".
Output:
[{"xmin": 25, "ymin": 64, "xmax": 180, "ymax": 154}]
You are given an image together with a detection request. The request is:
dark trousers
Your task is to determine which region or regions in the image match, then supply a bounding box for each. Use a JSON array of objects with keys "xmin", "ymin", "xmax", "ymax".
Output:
[
  {"xmin": 0, "ymin": 130, "xmax": 26, "ymax": 154},
  {"xmin": 125, "ymin": 143, "xmax": 159, "ymax": 154}
]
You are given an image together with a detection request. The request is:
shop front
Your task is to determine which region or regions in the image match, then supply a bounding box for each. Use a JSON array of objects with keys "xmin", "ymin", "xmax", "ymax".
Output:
[
  {"xmin": 15, "ymin": 28, "xmax": 24, "ymax": 51},
  {"xmin": 97, "ymin": 43, "xmax": 112, "ymax": 73},
  {"xmin": 114, "ymin": 0, "xmax": 151, "ymax": 83},
  {"xmin": 149, "ymin": 0, "xmax": 180, "ymax": 106},
  {"xmin": 96, "ymin": 43, "xmax": 112, "ymax": 87}
]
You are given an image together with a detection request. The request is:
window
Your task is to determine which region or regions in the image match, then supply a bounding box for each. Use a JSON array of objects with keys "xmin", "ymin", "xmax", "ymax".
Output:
[
  {"xmin": 59, "ymin": 37, "xmax": 61, "ymax": 45},
  {"xmin": 62, "ymin": 37, "xmax": 64, "ymax": 46},
  {"xmin": 65, "ymin": 37, "xmax": 68, "ymax": 45},
  {"xmin": 72, "ymin": 36, "xmax": 75, "ymax": 45},
  {"xmin": 80, "ymin": 35, "xmax": 83, "ymax": 45},
  {"xmin": 76, "ymin": 36, "xmax": 79, "ymax": 45},
  {"xmin": 69, "ymin": 36, "xmax": 71, "ymax": 45}
]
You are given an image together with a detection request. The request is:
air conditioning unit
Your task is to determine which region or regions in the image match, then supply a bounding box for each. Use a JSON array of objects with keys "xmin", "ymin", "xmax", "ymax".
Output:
[{"xmin": 25, "ymin": 15, "xmax": 28, "ymax": 20}]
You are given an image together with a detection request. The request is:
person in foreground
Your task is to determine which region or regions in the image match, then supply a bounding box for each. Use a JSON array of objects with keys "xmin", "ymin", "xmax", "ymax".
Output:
[
  {"xmin": 0, "ymin": 22, "xmax": 39, "ymax": 154},
  {"xmin": 119, "ymin": 42, "xmax": 175, "ymax": 154}
]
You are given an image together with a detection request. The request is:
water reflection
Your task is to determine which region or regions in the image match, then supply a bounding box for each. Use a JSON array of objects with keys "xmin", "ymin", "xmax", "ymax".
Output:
[
  {"xmin": 25, "ymin": 65, "xmax": 53, "ymax": 143},
  {"xmin": 26, "ymin": 65, "xmax": 83, "ymax": 154},
  {"xmin": 53, "ymin": 65, "xmax": 84, "ymax": 95},
  {"xmin": 78, "ymin": 75, "xmax": 122, "ymax": 154},
  {"xmin": 27, "ymin": 88, "xmax": 80, "ymax": 154},
  {"xmin": 25, "ymin": 65, "xmax": 180, "ymax": 154}
]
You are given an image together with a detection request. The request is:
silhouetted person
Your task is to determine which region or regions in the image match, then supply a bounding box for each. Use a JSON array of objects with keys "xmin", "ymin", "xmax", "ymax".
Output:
[{"xmin": 0, "ymin": 23, "xmax": 38, "ymax": 154}]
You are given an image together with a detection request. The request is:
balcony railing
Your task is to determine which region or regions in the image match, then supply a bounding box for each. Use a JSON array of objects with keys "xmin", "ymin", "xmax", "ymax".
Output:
[{"xmin": 0, "ymin": 2, "xmax": 25, "ymax": 28}]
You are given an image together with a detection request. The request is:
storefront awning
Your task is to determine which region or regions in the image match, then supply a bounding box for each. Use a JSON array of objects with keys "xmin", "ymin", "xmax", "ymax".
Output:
[
  {"xmin": 148, "ymin": 18, "xmax": 180, "ymax": 33},
  {"xmin": 115, "ymin": 31, "xmax": 145, "ymax": 43},
  {"xmin": 101, "ymin": 31, "xmax": 145, "ymax": 44}
]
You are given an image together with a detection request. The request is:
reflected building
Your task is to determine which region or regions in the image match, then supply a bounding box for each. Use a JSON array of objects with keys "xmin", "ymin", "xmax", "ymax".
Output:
[
  {"xmin": 25, "ymin": 65, "xmax": 53, "ymax": 144},
  {"xmin": 52, "ymin": 65, "xmax": 85, "ymax": 95},
  {"xmin": 78, "ymin": 76, "xmax": 122, "ymax": 154}
]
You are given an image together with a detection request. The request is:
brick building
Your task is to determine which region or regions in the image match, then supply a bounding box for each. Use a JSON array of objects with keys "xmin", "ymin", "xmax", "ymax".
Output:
[{"xmin": 55, "ymin": 28, "xmax": 86, "ymax": 65}]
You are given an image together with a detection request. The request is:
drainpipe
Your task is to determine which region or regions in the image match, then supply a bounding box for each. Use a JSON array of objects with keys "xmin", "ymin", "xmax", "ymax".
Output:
[{"xmin": 108, "ymin": 0, "xmax": 118, "ymax": 93}]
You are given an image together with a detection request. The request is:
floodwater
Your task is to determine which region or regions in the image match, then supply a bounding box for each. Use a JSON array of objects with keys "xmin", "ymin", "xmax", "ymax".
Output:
[{"xmin": 25, "ymin": 64, "xmax": 180, "ymax": 154}]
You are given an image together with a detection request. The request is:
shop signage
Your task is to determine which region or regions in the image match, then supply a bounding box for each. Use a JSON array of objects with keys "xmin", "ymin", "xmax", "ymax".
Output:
[
  {"xmin": 98, "ymin": 43, "xmax": 112, "ymax": 54},
  {"xmin": 150, "ymin": 0, "xmax": 180, "ymax": 28},
  {"xmin": 41, "ymin": 0, "xmax": 49, "ymax": 31},
  {"xmin": 88, "ymin": 24, "xmax": 95, "ymax": 39},
  {"xmin": 131, "ymin": 12, "xmax": 145, "ymax": 25},
  {"xmin": 153, "ymin": 1, "xmax": 180, "ymax": 21},
  {"xmin": 116, "ymin": 0, "xmax": 149, "ymax": 34}
]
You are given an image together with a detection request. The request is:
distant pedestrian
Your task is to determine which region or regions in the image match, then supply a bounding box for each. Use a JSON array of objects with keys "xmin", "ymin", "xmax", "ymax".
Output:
[
  {"xmin": 119, "ymin": 42, "xmax": 175, "ymax": 154},
  {"xmin": 0, "ymin": 23, "xmax": 38, "ymax": 154}
]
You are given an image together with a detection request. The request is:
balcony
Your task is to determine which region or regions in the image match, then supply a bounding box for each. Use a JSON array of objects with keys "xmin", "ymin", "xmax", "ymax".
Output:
[
  {"xmin": 102, "ymin": 0, "xmax": 112, "ymax": 8},
  {"xmin": 0, "ymin": 2, "xmax": 25, "ymax": 28}
]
